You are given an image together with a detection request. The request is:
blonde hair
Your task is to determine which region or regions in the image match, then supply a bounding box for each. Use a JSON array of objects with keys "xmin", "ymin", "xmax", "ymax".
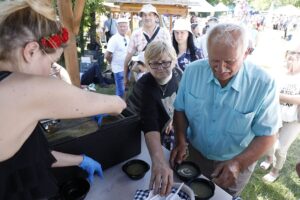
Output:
[
  {"xmin": 144, "ymin": 41, "xmax": 177, "ymax": 65},
  {"xmin": 0, "ymin": 0, "xmax": 63, "ymax": 63}
]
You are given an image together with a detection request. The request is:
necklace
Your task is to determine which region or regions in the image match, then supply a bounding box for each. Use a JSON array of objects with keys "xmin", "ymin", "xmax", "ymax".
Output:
[{"xmin": 159, "ymin": 82, "xmax": 169, "ymax": 96}]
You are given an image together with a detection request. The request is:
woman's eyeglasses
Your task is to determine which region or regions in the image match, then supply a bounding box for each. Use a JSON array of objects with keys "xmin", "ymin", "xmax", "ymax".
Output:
[
  {"xmin": 41, "ymin": 49, "xmax": 61, "ymax": 76},
  {"xmin": 148, "ymin": 61, "xmax": 172, "ymax": 70}
]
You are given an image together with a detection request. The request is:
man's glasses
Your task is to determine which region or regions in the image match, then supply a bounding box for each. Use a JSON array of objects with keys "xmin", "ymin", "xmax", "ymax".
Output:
[
  {"xmin": 124, "ymin": 38, "xmax": 127, "ymax": 47},
  {"xmin": 148, "ymin": 61, "xmax": 172, "ymax": 70}
]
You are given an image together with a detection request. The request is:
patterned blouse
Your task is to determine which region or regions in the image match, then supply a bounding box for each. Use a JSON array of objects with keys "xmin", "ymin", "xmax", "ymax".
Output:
[{"xmin": 177, "ymin": 48, "xmax": 203, "ymax": 71}]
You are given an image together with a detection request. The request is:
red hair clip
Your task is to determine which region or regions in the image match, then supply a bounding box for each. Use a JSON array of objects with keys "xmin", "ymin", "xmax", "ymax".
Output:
[{"xmin": 40, "ymin": 27, "xmax": 69, "ymax": 49}]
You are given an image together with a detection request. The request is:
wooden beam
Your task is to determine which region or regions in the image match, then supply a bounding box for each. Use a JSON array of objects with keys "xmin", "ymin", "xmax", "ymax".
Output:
[
  {"xmin": 73, "ymin": 0, "xmax": 86, "ymax": 35},
  {"xmin": 120, "ymin": 3, "xmax": 188, "ymax": 16},
  {"xmin": 57, "ymin": 0, "xmax": 85, "ymax": 87}
]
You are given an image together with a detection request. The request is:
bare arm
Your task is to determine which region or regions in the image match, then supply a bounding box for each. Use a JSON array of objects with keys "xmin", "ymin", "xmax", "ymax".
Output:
[
  {"xmin": 123, "ymin": 52, "xmax": 134, "ymax": 87},
  {"xmin": 280, "ymin": 94, "xmax": 300, "ymax": 105},
  {"xmin": 212, "ymin": 134, "xmax": 276, "ymax": 188},
  {"xmin": 234, "ymin": 135, "xmax": 276, "ymax": 171},
  {"xmin": 104, "ymin": 51, "xmax": 113, "ymax": 64},
  {"xmin": 51, "ymin": 151, "xmax": 83, "ymax": 167},
  {"xmin": 169, "ymin": 111, "xmax": 189, "ymax": 168},
  {"xmin": 20, "ymin": 75, "xmax": 126, "ymax": 120},
  {"xmin": 145, "ymin": 131, "xmax": 173, "ymax": 196}
]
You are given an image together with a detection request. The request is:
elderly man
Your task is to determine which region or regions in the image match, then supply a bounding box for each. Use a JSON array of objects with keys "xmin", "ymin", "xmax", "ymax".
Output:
[
  {"xmin": 123, "ymin": 4, "xmax": 171, "ymax": 88},
  {"xmin": 105, "ymin": 18, "xmax": 130, "ymax": 98},
  {"xmin": 170, "ymin": 23, "xmax": 281, "ymax": 199}
]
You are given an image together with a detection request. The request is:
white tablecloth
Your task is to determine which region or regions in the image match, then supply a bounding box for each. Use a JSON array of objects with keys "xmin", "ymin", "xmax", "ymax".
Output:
[{"xmin": 85, "ymin": 133, "xmax": 232, "ymax": 200}]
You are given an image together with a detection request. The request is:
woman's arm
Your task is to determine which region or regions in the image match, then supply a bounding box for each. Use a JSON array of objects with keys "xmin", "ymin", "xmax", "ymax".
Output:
[
  {"xmin": 18, "ymin": 74, "xmax": 126, "ymax": 120},
  {"xmin": 51, "ymin": 151, "xmax": 103, "ymax": 183},
  {"xmin": 51, "ymin": 151, "xmax": 83, "ymax": 167},
  {"xmin": 280, "ymin": 94, "xmax": 300, "ymax": 105}
]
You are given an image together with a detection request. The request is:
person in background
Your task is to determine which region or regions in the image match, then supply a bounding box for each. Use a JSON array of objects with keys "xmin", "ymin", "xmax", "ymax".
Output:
[
  {"xmin": 0, "ymin": 1, "xmax": 126, "ymax": 199},
  {"xmin": 103, "ymin": 13, "xmax": 117, "ymax": 42},
  {"xmin": 123, "ymin": 4, "xmax": 171, "ymax": 89},
  {"xmin": 127, "ymin": 41, "xmax": 181, "ymax": 196},
  {"xmin": 105, "ymin": 18, "xmax": 130, "ymax": 98},
  {"xmin": 260, "ymin": 42, "xmax": 300, "ymax": 183},
  {"xmin": 172, "ymin": 18, "xmax": 203, "ymax": 71},
  {"xmin": 190, "ymin": 15, "xmax": 198, "ymax": 24},
  {"xmin": 130, "ymin": 52, "xmax": 148, "ymax": 82},
  {"xmin": 170, "ymin": 23, "xmax": 281, "ymax": 199},
  {"xmin": 191, "ymin": 23, "xmax": 202, "ymax": 49},
  {"xmin": 51, "ymin": 62, "xmax": 72, "ymax": 84},
  {"xmin": 80, "ymin": 62, "xmax": 112, "ymax": 88},
  {"xmin": 199, "ymin": 17, "xmax": 219, "ymax": 58}
]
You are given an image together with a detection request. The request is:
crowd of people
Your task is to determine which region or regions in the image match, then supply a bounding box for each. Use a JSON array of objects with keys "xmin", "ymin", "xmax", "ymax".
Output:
[{"xmin": 1, "ymin": 1, "xmax": 300, "ymax": 200}]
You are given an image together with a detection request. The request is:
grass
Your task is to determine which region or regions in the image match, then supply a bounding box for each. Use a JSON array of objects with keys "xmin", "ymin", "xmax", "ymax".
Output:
[
  {"xmin": 95, "ymin": 83, "xmax": 115, "ymax": 95},
  {"xmin": 242, "ymin": 135, "xmax": 300, "ymax": 200}
]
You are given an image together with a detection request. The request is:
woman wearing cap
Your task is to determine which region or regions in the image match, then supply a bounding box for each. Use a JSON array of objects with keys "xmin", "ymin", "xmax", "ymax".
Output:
[
  {"xmin": 260, "ymin": 42, "xmax": 300, "ymax": 183},
  {"xmin": 0, "ymin": 1, "xmax": 126, "ymax": 199},
  {"xmin": 172, "ymin": 18, "xmax": 204, "ymax": 71},
  {"xmin": 127, "ymin": 41, "xmax": 182, "ymax": 196}
]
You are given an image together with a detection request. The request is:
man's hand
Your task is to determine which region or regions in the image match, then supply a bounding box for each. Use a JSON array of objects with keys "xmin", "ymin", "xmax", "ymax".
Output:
[
  {"xmin": 169, "ymin": 143, "xmax": 188, "ymax": 168},
  {"xmin": 211, "ymin": 159, "xmax": 241, "ymax": 189},
  {"xmin": 149, "ymin": 159, "xmax": 173, "ymax": 196}
]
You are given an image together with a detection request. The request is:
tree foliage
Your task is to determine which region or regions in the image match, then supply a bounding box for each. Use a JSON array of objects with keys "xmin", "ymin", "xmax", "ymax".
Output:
[{"xmin": 78, "ymin": 0, "xmax": 107, "ymax": 54}]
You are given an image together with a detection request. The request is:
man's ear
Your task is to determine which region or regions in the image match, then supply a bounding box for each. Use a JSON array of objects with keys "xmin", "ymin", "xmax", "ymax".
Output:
[
  {"xmin": 23, "ymin": 41, "xmax": 40, "ymax": 63},
  {"xmin": 243, "ymin": 49, "xmax": 249, "ymax": 60}
]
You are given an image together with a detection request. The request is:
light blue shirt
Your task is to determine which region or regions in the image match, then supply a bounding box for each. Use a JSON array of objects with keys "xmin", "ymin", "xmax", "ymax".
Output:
[{"xmin": 174, "ymin": 59, "xmax": 282, "ymax": 161}]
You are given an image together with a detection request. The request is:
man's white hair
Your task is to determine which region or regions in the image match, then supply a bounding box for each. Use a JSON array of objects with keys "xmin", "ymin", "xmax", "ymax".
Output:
[{"xmin": 207, "ymin": 23, "xmax": 249, "ymax": 54}]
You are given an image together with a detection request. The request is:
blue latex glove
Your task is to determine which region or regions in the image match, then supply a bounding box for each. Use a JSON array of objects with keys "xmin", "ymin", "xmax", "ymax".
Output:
[
  {"xmin": 93, "ymin": 114, "xmax": 108, "ymax": 126},
  {"xmin": 79, "ymin": 154, "xmax": 103, "ymax": 183}
]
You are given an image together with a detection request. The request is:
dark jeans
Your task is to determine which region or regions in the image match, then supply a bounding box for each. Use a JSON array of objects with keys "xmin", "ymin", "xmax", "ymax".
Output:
[{"xmin": 80, "ymin": 63, "xmax": 111, "ymax": 86}]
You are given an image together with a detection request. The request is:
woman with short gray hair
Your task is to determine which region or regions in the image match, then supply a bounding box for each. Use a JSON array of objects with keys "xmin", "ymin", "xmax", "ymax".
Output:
[{"xmin": 127, "ymin": 41, "xmax": 181, "ymax": 196}]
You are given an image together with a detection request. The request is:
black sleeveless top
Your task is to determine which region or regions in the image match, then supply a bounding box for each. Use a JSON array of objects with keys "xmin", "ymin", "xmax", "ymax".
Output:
[{"xmin": 0, "ymin": 72, "xmax": 58, "ymax": 199}]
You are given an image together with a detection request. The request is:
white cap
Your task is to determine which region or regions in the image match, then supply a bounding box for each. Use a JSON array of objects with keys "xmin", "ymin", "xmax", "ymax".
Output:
[
  {"xmin": 132, "ymin": 52, "xmax": 145, "ymax": 63},
  {"xmin": 117, "ymin": 17, "xmax": 129, "ymax": 24},
  {"xmin": 139, "ymin": 4, "xmax": 159, "ymax": 17},
  {"xmin": 173, "ymin": 18, "xmax": 192, "ymax": 34}
]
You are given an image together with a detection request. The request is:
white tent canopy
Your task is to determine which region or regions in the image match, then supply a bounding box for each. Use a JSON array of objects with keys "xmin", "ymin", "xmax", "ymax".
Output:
[
  {"xmin": 214, "ymin": 2, "xmax": 229, "ymax": 12},
  {"xmin": 273, "ymin": 5, "xmax": 300, "ymax": 16},
  {"xmin": 188, "ymin": 0, "xmax": 215, "ymax": 12}
]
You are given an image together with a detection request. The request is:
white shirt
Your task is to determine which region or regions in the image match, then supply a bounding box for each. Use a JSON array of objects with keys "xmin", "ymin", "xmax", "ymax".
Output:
[
  {"xmin": 107, "ymin": 33, "xmax": 129, "ymax": 73},
  {"xmin": 199, "ymin": 35, "xmax": 208, "ymax": 58},
  {"xmin": 278, "ymin": 72, "xmax": 300, "ymax": 122}
]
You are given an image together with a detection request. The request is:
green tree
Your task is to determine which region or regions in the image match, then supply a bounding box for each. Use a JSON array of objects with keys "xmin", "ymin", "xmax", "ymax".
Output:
[
  {"xmin": 78, "ymin": 0, "xmax": 107, "ymax": 54},
  {"xmin": 207, "ymin": 0, "xmax": 235, "ymax": 5}
]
